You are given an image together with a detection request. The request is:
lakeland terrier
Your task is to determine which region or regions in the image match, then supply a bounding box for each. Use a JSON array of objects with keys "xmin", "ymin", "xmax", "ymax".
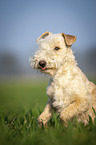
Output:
[{"xmin": 30, "ymin": 31, "xmax": 96, "ymax": 126}]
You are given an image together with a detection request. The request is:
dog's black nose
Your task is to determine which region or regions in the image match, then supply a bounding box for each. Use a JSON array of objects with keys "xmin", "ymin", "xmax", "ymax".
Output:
[{"xmin": 39, "ymin": 60, "xmax": 46, "ymax": 68}]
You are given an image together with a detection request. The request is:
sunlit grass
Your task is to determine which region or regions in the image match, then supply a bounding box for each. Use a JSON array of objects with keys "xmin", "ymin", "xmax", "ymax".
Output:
[{"xmin": 0, "ymin": 79, "xmax": 96, "ymax": 145}]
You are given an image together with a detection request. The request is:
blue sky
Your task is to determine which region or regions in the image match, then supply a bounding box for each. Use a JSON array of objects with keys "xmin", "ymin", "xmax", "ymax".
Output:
[{"xmin": 0, "ymin": 0, "xmax": 96, "ymax": 60}]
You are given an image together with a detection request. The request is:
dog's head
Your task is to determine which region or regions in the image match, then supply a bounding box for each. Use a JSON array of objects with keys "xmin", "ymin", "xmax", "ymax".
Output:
[{"xmin": 30, "ymin": 31, "xmax": 77, "ymax": 76}]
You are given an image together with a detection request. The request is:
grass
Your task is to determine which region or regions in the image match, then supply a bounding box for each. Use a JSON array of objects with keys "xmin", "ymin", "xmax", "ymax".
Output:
[{"xmin": 0, "ymin": 78, "xmax": 96, "ymax": 145}]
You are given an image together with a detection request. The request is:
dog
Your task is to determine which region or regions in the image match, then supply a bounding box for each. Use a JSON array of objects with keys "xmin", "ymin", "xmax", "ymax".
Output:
[{"xmin": 30, "ymin": 31, "xmax": 96, "ymax": 126}]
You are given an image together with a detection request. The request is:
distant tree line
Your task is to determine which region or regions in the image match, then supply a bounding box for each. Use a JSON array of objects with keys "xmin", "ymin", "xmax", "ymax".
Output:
[{"xmin": 0, "ymin": 46, "xmax": 96, "ymax": 77}]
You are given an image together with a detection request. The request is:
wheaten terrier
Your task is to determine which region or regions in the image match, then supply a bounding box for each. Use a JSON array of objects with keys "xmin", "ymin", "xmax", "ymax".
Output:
[{"xmin": 30, "ymin": 31, "xmax": 96, "ymax": 126}]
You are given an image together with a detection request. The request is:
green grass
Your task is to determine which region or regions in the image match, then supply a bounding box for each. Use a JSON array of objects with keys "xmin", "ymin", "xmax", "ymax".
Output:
[{"xmin": 0, "ymin": 79, "xmax": 96, "ymax": 145}]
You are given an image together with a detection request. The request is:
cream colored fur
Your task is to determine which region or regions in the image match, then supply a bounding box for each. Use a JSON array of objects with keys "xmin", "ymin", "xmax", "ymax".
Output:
[{"xmin": 30, "ymin": 32, "xmax": 96, "ymax": 126}]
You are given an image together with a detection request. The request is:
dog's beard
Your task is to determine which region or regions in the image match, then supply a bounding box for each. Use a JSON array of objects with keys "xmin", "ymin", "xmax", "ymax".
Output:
[
  {"xmin": 34, "ymin": 63, "xmax": 56, "ymax": 76},
  {"xmin": 30, "ymin": 57, "xmax": 59, "ymax": 76}
]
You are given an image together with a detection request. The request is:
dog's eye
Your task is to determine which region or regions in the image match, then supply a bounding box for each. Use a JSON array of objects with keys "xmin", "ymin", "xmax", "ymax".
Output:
[{"xmin": 54, "ymin": 47, "xmax": 60, "ymax": 50}]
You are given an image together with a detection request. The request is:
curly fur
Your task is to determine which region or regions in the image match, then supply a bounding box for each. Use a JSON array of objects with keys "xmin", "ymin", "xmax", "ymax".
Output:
[{"xmin": 30, "ymin": 32, "xmax": 96, "ymax": 126}]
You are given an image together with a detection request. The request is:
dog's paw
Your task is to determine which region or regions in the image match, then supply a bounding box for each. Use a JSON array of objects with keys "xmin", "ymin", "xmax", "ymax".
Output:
[
  {"xmin": 60, "ymin": 111, "xmax": 69, "ymax": 126},
  {"xmin": 37, "ymin": 117, "xmax": 47, "ymax": 127},
  {"xmin": 37, "ymin": 112, "xmax": 52, "ymax": 127}
]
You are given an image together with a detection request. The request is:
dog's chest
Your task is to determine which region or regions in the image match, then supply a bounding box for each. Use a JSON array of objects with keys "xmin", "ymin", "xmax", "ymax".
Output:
[
  {"xmin": 46, "ymin": 77, "xmax": 72, "ymax": 109},
  {"xmin": 46, "ymin": 78, "xmax": 55, "ymax": 99}
]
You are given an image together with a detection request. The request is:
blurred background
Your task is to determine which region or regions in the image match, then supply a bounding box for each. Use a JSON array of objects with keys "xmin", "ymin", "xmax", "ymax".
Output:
[
  {"xmin": 0, "ymin": 0, "xmax": 96, "ymax": 80},
  {"xmin": 0, "ymin": 1, "xmax": 96, "ymax": 144}
]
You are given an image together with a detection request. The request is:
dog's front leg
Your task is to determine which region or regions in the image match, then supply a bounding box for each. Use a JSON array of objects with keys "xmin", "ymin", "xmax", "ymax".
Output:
[
  {"xmin": 37, "ymin": 99, "xmax": 52, "ymax": 126},
  {"xmin": 60, "ymin": 96, "xmax": 89, "ymax": 123}
]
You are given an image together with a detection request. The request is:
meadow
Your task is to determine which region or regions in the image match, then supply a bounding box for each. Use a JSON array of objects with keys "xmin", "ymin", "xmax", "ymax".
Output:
[{"xmin": 0, "ymin": 78, "xmax": 96, "ymax": 145}]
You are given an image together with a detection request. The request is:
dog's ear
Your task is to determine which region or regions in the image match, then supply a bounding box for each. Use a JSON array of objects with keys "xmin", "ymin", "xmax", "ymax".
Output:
[
  {"xmin": 36, "ymin": 31, "xmax": 52, "ymax": 42},
  {"xmin": 62, "ymin": 33, "xmax": 77, "ymax": 46}
]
